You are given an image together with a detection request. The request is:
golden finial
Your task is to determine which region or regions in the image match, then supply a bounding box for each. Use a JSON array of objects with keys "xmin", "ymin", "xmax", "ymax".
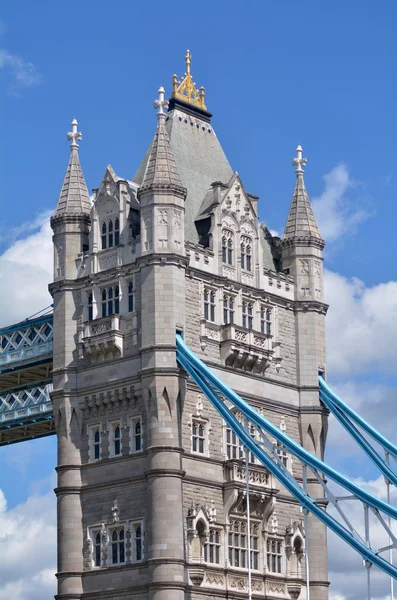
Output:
[{"xmin": 171, "ymin": 49, "xmax": 207, "ymax": 111}]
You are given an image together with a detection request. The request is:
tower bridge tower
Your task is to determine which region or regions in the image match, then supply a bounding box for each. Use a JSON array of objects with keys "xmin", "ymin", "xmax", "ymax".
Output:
[{"xmin": 50, "ymin": 52, "xmax": 329, "ymax": 600}]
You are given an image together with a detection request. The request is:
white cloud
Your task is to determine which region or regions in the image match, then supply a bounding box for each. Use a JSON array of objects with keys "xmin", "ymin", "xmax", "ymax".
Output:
[
  {"xmin": 0, "ymin": 213, "xmax": 53, "ymax": 327},
  {"xmin": 312, "ymin": 164, "xmax": 370, "ymax": 242},
  {"xmin": 0, "ymin": 48, "xmax": 42, "ymax": 89},
  {"xmin": 0, "ymin": 487, "xmax": 56, "ymax": 599},
  {"xmin": 324, "ymin": 269, "xmax": 397, "ymax": 376}
]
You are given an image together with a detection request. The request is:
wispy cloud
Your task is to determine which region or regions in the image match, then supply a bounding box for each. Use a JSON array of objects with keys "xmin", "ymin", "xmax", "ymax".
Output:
[
  {"xmin": 0, "ymin": 49, "xmax": 42, "ymax": 90},
  {"xmin": 312, "ymin": 164, "xmax": 371, "ymax": 242},
  {"xmin": 0, "ymin": 23, "xmax": 42, "ymax": 93}
]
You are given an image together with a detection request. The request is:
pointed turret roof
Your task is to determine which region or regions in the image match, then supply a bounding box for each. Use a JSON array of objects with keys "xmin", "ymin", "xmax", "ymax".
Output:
[
  {"xmin": 139, "ymin": 87, "xmax": 186, "ymax": 197},
  {"xmin": 283, "ymin": 145, "xmax": 323, "ymax": 243},
  {"xmin": 52, "ymin": 119, "xmax": 92, "ymax": 217}
]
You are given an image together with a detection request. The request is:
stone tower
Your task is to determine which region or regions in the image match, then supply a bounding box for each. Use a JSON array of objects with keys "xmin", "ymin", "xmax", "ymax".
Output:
[{"xmin": 50, "ymin": 52, "xmax": 329, "ymax": 600}]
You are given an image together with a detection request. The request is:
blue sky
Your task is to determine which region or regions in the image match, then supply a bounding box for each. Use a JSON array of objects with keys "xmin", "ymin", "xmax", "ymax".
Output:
[{"xmin": 0, "ymin": 1, "xmax": 396, "ymax": 599}]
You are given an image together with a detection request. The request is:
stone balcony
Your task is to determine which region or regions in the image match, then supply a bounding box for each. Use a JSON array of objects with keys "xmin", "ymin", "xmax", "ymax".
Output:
[
  {"xmin": 82, "ymin": 313, "xmax": 138, "ymax": 363},
  {"xmin": 225, "ymin": 459, "xmax": 273, "ymax": 489},
  {"xmin": 221, "ymin": 324, "xmax": 274, "ymax": 375}
]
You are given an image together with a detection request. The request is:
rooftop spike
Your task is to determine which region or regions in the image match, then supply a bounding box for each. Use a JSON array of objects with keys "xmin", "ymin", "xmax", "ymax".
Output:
[
  {"xmin": 282, "ymin": 145, "xmax": 323, "ymax": 244},
  {"xmin": 139, "ymin": 88, "xmax": 186, "ymax": 196},
  {"xmin": 52, "ymin": 119, "xmax": 92, "ymax": 218}
]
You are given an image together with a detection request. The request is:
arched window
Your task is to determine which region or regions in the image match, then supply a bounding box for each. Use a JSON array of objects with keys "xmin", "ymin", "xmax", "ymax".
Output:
[
  {"xmin": 88, "ymin": 292, "xmax": 93, "ymax": 321},
  {"xmin": 192, "ymin": 421, "xmax": 206, "ymax": 454},
  {"xmin": 111, "ymin": 528, "xmax": 125, "ymax": 565},
  {"xmin": 241, "ymin": 237, "xmax": 252, "ymax": 271},
  {"xmin": 227, "ymin": 238, "xmax": 233, "ymax": 265},
  {"xmin": 223, "ymin": 295, "xmax": 234, "ymax": 324},
  {"xmin": 222, "ymin": 237, "xmax": 227, "ymax": 263},
  {"xmin": 242, "ymin": 301, "xmax": 253, "ymax": 329},
  {"xmin": 261, "ymin": 308, "xmax": 272, "ymax": 335},
  {"xmin": 108, "ymin": 220, "xmax": 114, "ymax": 247},
  {"xmin": 114, "ymin": 218, "xmax": 120, "ymax": 246},
  {"xmin": 101, "ymin": 222, "xmax": 107, "ymax": 249},
  {"xmin": 114, "ymin": 424, "xmax": 121, "ymax": 456},
  {"xmin": 94, "ymin": 532, "xmax": 101, "ymax": 567},
  {"xmin": 94, "ymin": 429, "xmax": 101, "ymax": 460},
  {"xmin": 132, "ymin": 419, "xmax": 142, "ymax": 452},
  {"xmin": 203, "ymin": 289, "xmax": 216, "ymax": 322},
  {"xmin": 128, "ymin": 280, "xmax": 134, "ymax": 313},
  {"xmin": 135, "ymin": 525, "xmax": 142, "ymax": 561}
]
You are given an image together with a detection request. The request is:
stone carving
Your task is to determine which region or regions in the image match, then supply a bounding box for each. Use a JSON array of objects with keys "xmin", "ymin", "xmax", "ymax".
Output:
[
  {"xmin": 83, "ymin": 537, "xmax": 92, "ymax": 570},
  {"xmin": 222, "ymin": 216, "xmax": 237, "ymax": 231},
  {"xmin": 157, "ymin": 208, "xmax": 168, "ymax": 225},
  {"xmin": 101, "ymin": 525, "xmax": 108, "ymax": 567},
  {"xmin": 205, "ymin": 327, "xmax": 220, "ymax": 341},
  {"xmin": 299, "ymin": 260, "xmax": 310, "ymax": 275},
  {"xmin": 142, "ymin": 212, "xmax": 152, "ymax": 251},
  {"xmin": 314, "ymin": 260, "xmax": 322, "ymax": 277},
  {"xmin": 206, "ymin": 571, "xmax": 224, "ymax": 585},
  {"xmin": 174, "ymin": 209, "xmax": 182, "ymax": 229},
  {"xmin": 99, "ymin": 251, "xmax": 117, "ymax": 271},
  {"xmin": 253, "ymin": 335, "xmax": 268, "ymax": 348},
  {"xmin": 240, "ymin": 222, "xmax": 255, "ymax": 237},
  {"xmin": 91, "ymin": 320, "xmax": 112, "ymax": 335},
  {"xmin": 235, "ymin": 465, "xmax": 269, "ymax": 486},
  {"xmin": 229, "ymin": 576, "xmax": 247, "ymax": 590},
  {"xmin": 235, "ymin": 330, "xmax": 248, "ymax": 342},
  {"xmin": 242, "ymin": 272, "xmax": 254, "ymax": 285},
  {"xmin": 112, "ymin": 499, "xmax": 120, "ymax": 522},
  {"xmin": 222, "ymin": 266, "xmax": 235, "ymax": 279},
  {"xmin": 268, "ymin": 581, "xmax": 286, "ymax": 593}
]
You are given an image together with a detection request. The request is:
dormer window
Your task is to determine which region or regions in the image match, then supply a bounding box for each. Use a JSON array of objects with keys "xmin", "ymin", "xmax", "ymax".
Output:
[
  {"xmin": 101, "ymin": 219, "xmax": 120, "ymax": 250},
  {"xmin": 222, "ymin": 231, "xmax": 234, "ymax": 265},
  {"xmin": 241, "ymin": 237, "xmax": 252, "ymax": 271}
]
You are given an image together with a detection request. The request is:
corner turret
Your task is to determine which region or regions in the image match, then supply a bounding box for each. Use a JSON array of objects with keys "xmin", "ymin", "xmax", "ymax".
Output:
[{"xmin": 51, "ymin": 119, "xmax": 91, "ymax": 280}]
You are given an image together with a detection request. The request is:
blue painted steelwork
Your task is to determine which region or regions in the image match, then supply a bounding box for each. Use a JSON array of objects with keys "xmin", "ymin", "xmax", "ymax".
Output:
[
  {"xmin": 319, "ymin": 376, "xmax": 397, "ymax": 463},
  {"xmin": 0, "ymin": 314, "xmax": 53, "ymax": 373},
  {"xmin": 0, "ymin": 384, "xmax": 53, "ymax": 429},
  {"xmin": 176, "ymin": 334, "xmax": 397, "ymax": 580}
]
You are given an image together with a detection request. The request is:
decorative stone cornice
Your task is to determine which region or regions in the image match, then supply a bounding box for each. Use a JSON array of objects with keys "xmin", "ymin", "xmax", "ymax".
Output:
[
  {"xmin": 294, "ymin": 300, "xmax": 328, "ymax": 315},
  {"xmin": 280, "ymin": 235, "xmax": 325, "ymax": 250}
]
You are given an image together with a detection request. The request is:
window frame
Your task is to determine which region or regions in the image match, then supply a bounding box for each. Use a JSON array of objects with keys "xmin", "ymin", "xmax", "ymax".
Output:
[
  {"xmin": 240, "ymin": 236, "xmax": 252, "ymax": 272},
  {"xmin": 223, "ymin": 294, "xmax": 235, "ymax": 325},
  {"xmin": 242, "ymin": 300, "xmax": 253, "ymax": 329},
  {"xmin": 127, "ymin": 280, "xmax": 134, "ymax": 313},
  {"xmin": 108, "ymin": 526, "xmax": 126, "ymax": 566},
  {"xmin": 222, "ymin": 230, "xmax": 234, "ymax": 266},
  {"xmin": 88, "ymin": 424, "xmax": 102, "ymax": 462},
  {"xmin": 101, "ymin": 285, "xmax": 120, "ymax": 318},
  {"xmin": 260, "ymin": 307, "xmax": 272, "ymax": 336},
  {"xmin": 266, "ymin": 537, "xmax": 283, "ymax": 574},
  {"xmin": 101, "ymin": 218, "xmax": 120, "ymax": 250},
  {"xmin": 204, "ymin": 528, "xmax": 222, "ymax": 565},
  {"xmin": 191, "ymin": 417, "xmax": 209, "ymax": 456},
  {"xmin": 130, "ymin": 415, "xmax": 143, "ymax": 454},
  {"xmin": 109, "ymin": 420, "xmax": 122, "ymax": 458},
  {"xmin": 228, "ymin": 518, "xmax": 260, "ymax": 570},
  {"xmin": 203, "ymin": 288, "xmax": 216, "ymax": 322}
]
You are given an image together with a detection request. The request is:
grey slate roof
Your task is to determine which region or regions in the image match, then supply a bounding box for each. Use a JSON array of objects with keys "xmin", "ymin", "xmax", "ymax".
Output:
[
  {"xmin": 54, "ymin": 148, "xmax": 91, "ymax": 216},
  {"xmin": 283, "ymin": 173, "xmax": 322, "ymax": 240},
  {"xmin": 140, "ymin": 117, "xmax": 184, "ymax": 190},
  {"xmin": 134, "ymin": 109, "xmax": 233, "ymax": 243}
]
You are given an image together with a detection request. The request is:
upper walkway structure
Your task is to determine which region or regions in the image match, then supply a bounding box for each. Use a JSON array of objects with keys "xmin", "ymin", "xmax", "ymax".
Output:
[{"xmin": 0, "ymin": 312, "xmax": 54, "ymax": 445}]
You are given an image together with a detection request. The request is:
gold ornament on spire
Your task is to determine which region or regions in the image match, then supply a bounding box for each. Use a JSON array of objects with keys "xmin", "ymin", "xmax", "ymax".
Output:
[{"xmin": 171, "ymin": 49, "xmax": 207, "ymax": 110}]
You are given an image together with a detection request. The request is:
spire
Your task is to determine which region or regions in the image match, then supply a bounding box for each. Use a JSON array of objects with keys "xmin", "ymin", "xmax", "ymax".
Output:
[
  {"xmin": 283, "ymin": 145, "xmax": 323, "ymax": 244},
  {"xmin": 139, "ymin": 87, "xmax": 186, "ymax": 196},
  {"xmin": 52, "ymin": 119, "xmax": 92, "ymax": 218},
  {"xmin": 171, "ymin": 49, "xmax": 206, "ymax": 110}
]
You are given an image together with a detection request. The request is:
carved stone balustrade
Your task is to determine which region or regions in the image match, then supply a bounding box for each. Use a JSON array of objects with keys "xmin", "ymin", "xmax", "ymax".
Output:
[
  {"xmin": 225, "ymin": 460, "xmax": 273, "ymax": 490},
  {"xmin": 82, "ymin": 315, "xmax": 124, "ymax": 363},
  {"xmin": 220, "ymin": 324, "xmax": 274, "ymax": 375}
]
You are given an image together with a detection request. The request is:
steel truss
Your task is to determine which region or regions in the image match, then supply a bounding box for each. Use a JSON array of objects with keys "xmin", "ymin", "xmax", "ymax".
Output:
[{"xmin": 176, "ymin": 334, "xmax": 397, "ymax": 589}]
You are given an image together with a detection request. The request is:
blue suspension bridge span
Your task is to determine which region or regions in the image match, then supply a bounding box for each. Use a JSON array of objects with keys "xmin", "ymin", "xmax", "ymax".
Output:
[{"xmin": 0, "ymin": 311, "xmax": 395, "ymax": 594}]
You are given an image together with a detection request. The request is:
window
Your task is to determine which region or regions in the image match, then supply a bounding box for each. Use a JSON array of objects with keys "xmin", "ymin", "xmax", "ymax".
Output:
[
  {"xmin": 226, "ymin": 415, "xmax": 256, "ymax": 463},
  {"xmin": 135, "ymin": 524, "xmax": 143, "ymax": 561},
  {"xmin": 222, "ymin": 231, "xmax": 234, "ymax": 265},
  {"xmin": 204, "ymin": 289, "xmax": 216, "ymax": 322},
  {"xmin": 276, "ymin": 441, "xmax": 288, "ymax": 468},
  {"xmin": 110, "ymin": 528, "xmax": 125, "ymax": 565},
  {"xmin": 192, "ymin": 420, "xmax": 206, "ymax": 454},
  {"xmin": 101, "ymin": 286, "xmax": 120, "ymax": 318},
  {"xmin": 242, "ymin": 301, "xmax": 253, "ymax": 329},
  {"xmin": 130, "ymin": 417, "xmax": 143, "ymax": 453},
  {"xmin": 128, "ymin": 280, "xmax": 134, "ymax": 313},
  {"xmin": 228, "ymin": 520, "xmax": 259, "ymax": 570},
  {"xmin": 261, "ymin": 308, "xmax": 272, "ymax": 335},
  {"xmin": 101, "ymin": 219, "xmax": 120, "ymax": 250},
  {"xmin": 110, "ymin": 422, "xmax": 121, "ymax": 457},
  {"xmin": 223, "ymin": 295, "xmax": 234, "ymax": 324},
  {"xmin": 94, "ymin": 531, "xmax": 101, "ymax": 567},
  {"xmin": 204, "ymin": 529, "xmax": 221, "ymax": 564},
  {"xmin": 88, "ymin": 292, "xmax": 93, "ymax": 321},
  {"xmin": 89, "ymin": 426, "xmax": 101, "ymax": 461},
  {"xmin": 267, "ymin": 538, "xmax": 282, "ymax": 573},
  {"xmin": 241, "ymin": 237, "xmax": 252, "ymax": 272}
]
